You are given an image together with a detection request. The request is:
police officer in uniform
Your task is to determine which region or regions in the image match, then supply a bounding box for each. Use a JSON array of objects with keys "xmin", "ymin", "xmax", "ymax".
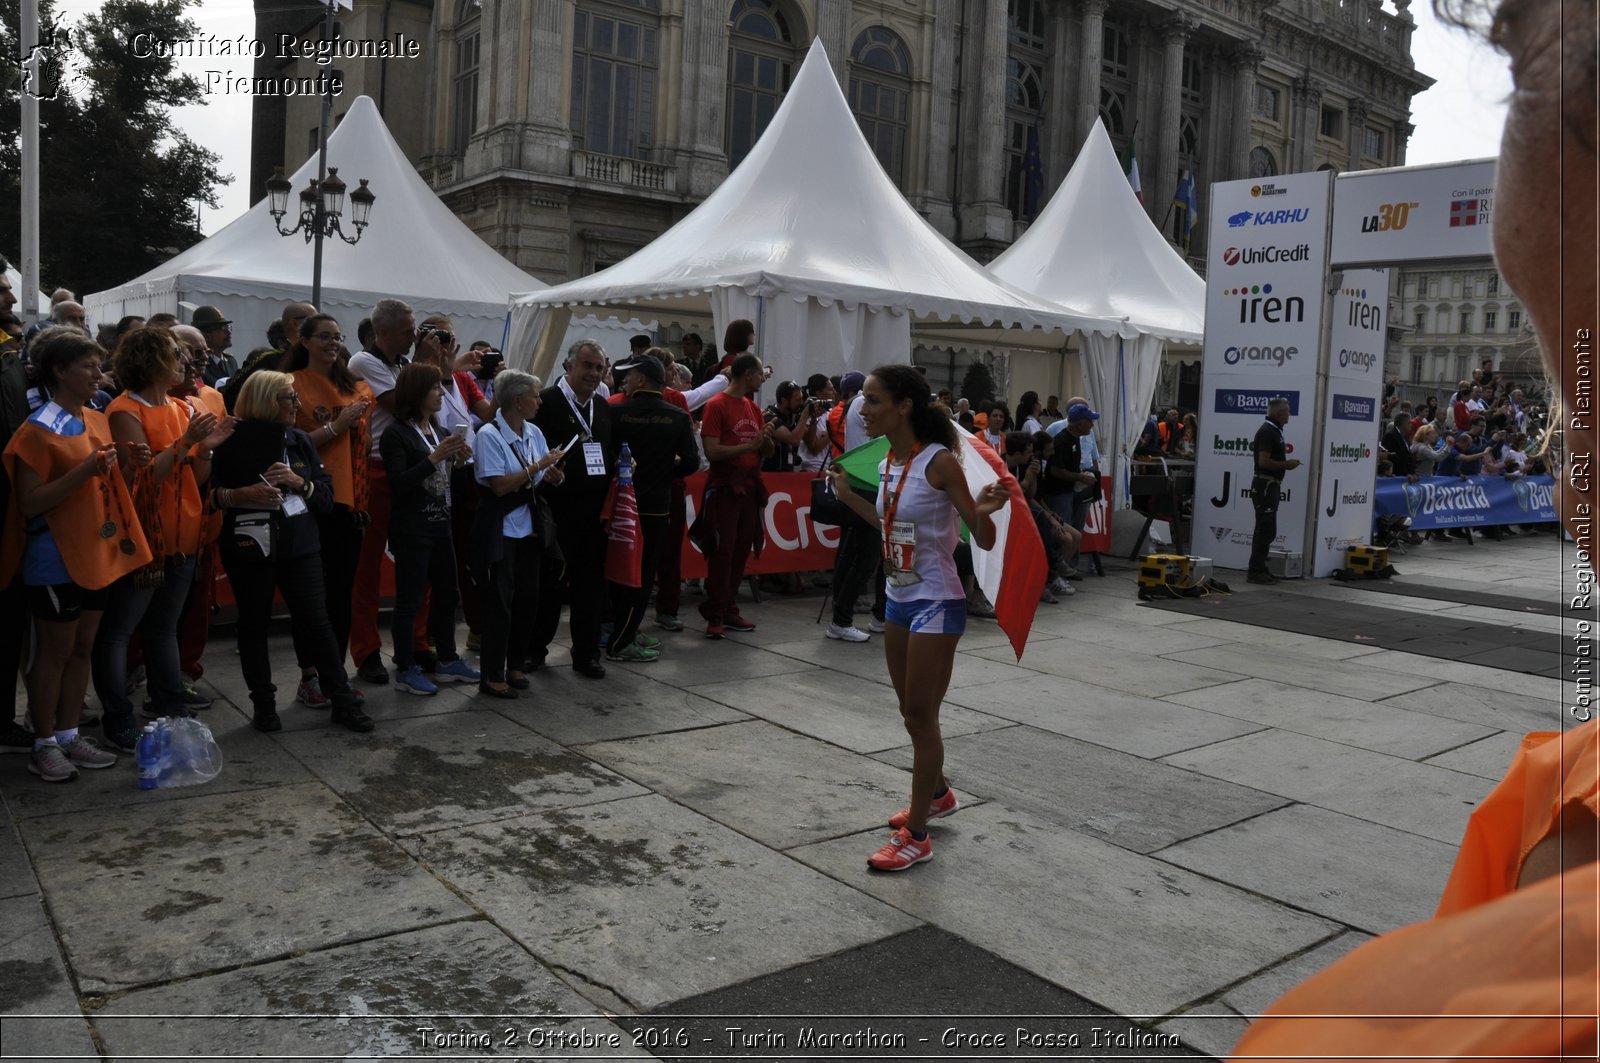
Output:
[{"xmin": 1248, "ymin": 396, "xmax": 1300, "ymax": 585}]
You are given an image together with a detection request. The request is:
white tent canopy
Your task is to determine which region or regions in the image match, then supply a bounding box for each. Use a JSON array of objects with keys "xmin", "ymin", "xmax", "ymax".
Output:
[
  {"xmin": 991, "ymin": 120, "xmax": 1206, "ymax": 506},
  {"xmin": 4, "ymin": 261, "xmax": 46, "ymax": 318},
  {"xmin": 508, "ymin": 38, "xmax": 1123, "ymax": 389},
  {"xmin": 83, "ymin": 96, "xmax": 582, "ymax": 355}
]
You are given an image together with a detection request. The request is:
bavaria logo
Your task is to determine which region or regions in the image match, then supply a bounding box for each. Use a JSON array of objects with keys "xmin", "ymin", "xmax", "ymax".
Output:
[
  {"xmin": 1215, "ymin": 389, "xmax": 1301, "ymax": 416},
  {"xmin": 1328, "ymin": 442, "xmax": 1371, "ymax": 463},
  {"xmin": 1512, "ymin": 477, "xmax": 1554, "ymax": 513},
  {"xmin": 1331, "ymin": 394, "xmax": 1376, "ymax": 421},
  {"xmin": 1228, "ymin": 210, "xmax": 1253, "ymax": 228},
  {"xmin": 1412, "ymin": 481, "xmax": 1493, "ymax": 515}
]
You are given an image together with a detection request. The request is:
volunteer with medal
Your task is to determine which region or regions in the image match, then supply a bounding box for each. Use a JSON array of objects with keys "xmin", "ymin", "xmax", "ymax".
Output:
[
  {"xmin": 0, "ymin": 327, "xmax": 152, "ymax": 782},
  {"xmin": 827, "ymin": 365, "xmax": 1009, "ymax": 872}
]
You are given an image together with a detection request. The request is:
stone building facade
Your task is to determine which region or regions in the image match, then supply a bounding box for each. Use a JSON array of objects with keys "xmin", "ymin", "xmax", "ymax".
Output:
[{"xmin": 1391, "ymin": 265, "xmax": 1540, "ymax": 400}]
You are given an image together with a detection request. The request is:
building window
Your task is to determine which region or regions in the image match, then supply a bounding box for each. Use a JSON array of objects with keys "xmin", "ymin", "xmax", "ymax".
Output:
[
  {"xmin": 1248, "ymin": 146, "xmax": 1277, "ymax": 178},
  {"xmin": 1253, "ymin": 84, "xmax": 1279, "ymax": 121},
  {"xmin": 848, "ymin": 27, "xmax": 911, "ymax": 186},
  {"xmin": 1178, "ymin": 114, "xmax": 1199, "ymax": 159},
  {"xmin": 1411, "ymin": 353, "xmax": 1424, "ymax": 381},
  {"xmin": 571, "ymin": 0, "xmax": 660, "ymax": 159},
  {"xmin": 1180, "ymin": 54, "xmax": 1202, "ymax": 107},
  {"xmin": 1099, "ymin": 88, "xmax": 1127, "ymax": 136},
  {"xmin": 1460, "ymin": 310, "xmax": 1473, "ymax": 333},
  {"xmin": 1363, "ymin": 125, "xmax": 1385, "ymax": 159},
  {"xmin": 1320, "ymin": 106, "xmax": 1343, "ymax": 139},
  {"xmin": 1005, "ymin": 0, "xmax": 1047, "ymax": 221},
  {"xmin": 1436, "ymin": 309, "xmax": 1450, "ymax": 332},
  {"xmin": 726, "ymin": 0, "xmax": 797, "ymax": 168},
  {"xmin": 1101, "ymin": 18, "xmax": 1129, "ymax": 80},
  {"xmin": 1456, "ymin": 354, "xmax": 1469, "ymax": 381},
  {"xmin": 1484, "ymin": 310, "xmax": 1497, "ymax": 331},
  {"xmin": 1487, "ymin": 273, "xmax": 1499, "ymax": 295},
  {"xmin": 1414, "ymin": 309, "xmax": 1426, "ymax": 331},
  {"xmin": 1508, "ymin": 309, "xmax": 1521, "ymax": 330},
  {"xmin": 451, "ymin": 1, "xmax": 482, "ymax": 155}
]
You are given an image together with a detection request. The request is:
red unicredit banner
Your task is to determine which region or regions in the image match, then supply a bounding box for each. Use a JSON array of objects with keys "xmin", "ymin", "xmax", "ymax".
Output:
[{"xmin": 680, "ymin": 471, "xmax": 841, "ymax": 577}]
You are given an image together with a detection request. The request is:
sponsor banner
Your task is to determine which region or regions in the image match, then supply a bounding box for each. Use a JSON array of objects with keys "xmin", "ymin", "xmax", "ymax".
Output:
[
  {"xmin": 1198, "ymin": 170, "xmax": 1331, "ymax": 570},
  {"xmin": 1375, "ymin": 474, "xmax": 1559, "ymax": 529},
  {"xmin": 1330, "ymin": 159, "xmax": 1497, "ymax": 266},
  {"xmin": 1313, "ymin": 268, "xmax": 1388, "ymax": 576},
  {"xmin": 1080, "ymin": 475, "xmax": 1112, "ymax": 555}
]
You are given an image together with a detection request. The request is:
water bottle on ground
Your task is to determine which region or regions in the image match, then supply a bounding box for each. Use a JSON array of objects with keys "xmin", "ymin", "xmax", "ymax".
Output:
[{"xmin": 136, "ymin": 725, "xmax": 159, "ymax": 790}]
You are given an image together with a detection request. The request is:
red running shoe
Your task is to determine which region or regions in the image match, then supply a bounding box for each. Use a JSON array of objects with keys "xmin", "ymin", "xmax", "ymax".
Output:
[
  {"xmin": 889, "ymin": 787, "xmax": 960, "ymax": 830},
  {"xmin": 867, "ymin": 827, "xmax": 932, "ymax": 872},
  {"xmin": 723, "ymin": 614, "xmax": 757, "ymax": 633}
]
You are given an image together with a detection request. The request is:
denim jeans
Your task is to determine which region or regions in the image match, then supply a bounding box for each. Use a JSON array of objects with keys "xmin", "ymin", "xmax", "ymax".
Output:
[{"xmin": 91, "ymin": 554, "xmax": 197, "ymax": 723}]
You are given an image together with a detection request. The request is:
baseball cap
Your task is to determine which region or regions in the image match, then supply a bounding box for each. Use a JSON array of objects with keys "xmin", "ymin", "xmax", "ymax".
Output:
[
  {"xmin": 613, "ymin": 353, "xmax": 665, "ymax": 385},
  {"xmin": 839, "ymin": 370, "xmax": 867, "ymax": 394},
  {"xmin": 1066, "ymin": 402, "xmax": 1100, "ymax": 422}
]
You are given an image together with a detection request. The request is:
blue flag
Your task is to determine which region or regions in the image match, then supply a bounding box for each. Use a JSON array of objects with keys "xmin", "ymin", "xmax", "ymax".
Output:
[
  {"xmin": 1022, "ymin": 120, "xmax": 1044, "ymax": 221},
  {"xmin": 1172, "ymin": 169, "xmax": 1199, "ymax": 249}
]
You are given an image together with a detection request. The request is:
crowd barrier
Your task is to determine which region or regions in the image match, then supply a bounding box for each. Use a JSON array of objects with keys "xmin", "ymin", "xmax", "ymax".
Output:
[{"xmin": 1374, "ymin": 473, "xmax": 1559, "ymax": 530}]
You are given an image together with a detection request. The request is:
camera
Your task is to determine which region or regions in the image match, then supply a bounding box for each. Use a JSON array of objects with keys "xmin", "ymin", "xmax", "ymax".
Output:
[
  {"xmin": 419, "ymin": 324, "xmax": 454, "ymax": 347},
  {"xmin": 479, "ymin": 349, "xmax": 504, "ymax": 376}
]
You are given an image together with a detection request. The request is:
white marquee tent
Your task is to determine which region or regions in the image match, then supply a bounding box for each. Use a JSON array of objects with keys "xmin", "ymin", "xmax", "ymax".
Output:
[
  {"xmin": 990, "ymin": 120, "xmax": 1206, "ymax": 507},
  {"xmin": 507, "ymin": 39, "xmax": 1124, "ymax": 390},
  {"xmin": 83, "ymin": 96, "xmax": 645, "ymax": 357},
  {"xmin": 4, "ymin": 262, "xmax": 46, "ymax": 317}
]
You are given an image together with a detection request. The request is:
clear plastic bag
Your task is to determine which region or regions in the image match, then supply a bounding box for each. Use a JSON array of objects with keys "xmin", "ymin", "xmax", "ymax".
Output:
[{"xmin": 156, "ymin": 716, "xmax": 224, "ymax": 788}]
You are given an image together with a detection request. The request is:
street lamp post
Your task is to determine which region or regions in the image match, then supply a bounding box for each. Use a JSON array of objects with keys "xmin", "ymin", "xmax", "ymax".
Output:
[{"xmin": 264, "ymin": 0, "xmax": 375, "ymax": 307}]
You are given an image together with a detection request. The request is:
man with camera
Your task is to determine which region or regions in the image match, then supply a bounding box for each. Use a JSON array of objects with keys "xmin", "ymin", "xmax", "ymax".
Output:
[
  {"xmin": 469, "ymin": 341, "xmax": 503, "ymax": 403},
  {"xmin": 762, "ymin": 380, "xmax": 819, "ymax": 473}
]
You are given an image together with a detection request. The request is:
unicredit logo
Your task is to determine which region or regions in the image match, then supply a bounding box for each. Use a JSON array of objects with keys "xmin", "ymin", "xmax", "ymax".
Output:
[{"xmin": 1223, "ymin": 243, "xmax": 1311, "ymax": 266}]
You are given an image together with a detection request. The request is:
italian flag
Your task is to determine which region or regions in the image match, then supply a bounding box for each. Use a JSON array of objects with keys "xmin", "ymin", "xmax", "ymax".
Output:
[{"xmin": 835, "ymin": 429, "xmax": 1047, "ymax": 660}]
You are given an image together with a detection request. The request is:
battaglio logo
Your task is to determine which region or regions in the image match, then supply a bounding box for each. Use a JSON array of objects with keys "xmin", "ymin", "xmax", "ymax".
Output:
[{"xmin": 1327, "ymin": 442, "xmax": 1372, "ymax": 463}]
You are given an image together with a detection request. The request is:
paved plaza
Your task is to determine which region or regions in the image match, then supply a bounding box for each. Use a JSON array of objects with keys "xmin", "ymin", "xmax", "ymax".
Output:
[{"xmin": 0, "ymin": 533, "xmax": 1585, "ymax": 1061}]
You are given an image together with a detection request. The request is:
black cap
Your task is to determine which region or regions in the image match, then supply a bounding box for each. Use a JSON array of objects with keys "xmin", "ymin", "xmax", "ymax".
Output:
[
  {"xmin": 629, "ymin": 334, "xmax": 652, "ymax": 352},
  {"xmin": 613, "ymin": 353, "xmax": 665, "ymax": 385}
]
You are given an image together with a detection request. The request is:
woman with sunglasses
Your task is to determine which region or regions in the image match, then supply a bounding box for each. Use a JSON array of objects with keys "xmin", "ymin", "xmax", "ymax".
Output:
[
  {"xmin": 210, "ymin": 371, "xmax": 372, "ymax": 733},
  {"xmin": 92, "ymin": 327, "xmax": 233, "ymax": 753},
  {"xmin": 286, "ymin": 314, "xmax": 373, "ymax": 707},
  {"xmin": 0, "ymin": 327, "xmax": 152, "ymax": 780}
]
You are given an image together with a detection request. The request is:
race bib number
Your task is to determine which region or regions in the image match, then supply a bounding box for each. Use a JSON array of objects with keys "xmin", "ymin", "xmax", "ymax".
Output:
[{"xmin": 885, "ymin": 520, "xmax": 922, "ymax": 587}]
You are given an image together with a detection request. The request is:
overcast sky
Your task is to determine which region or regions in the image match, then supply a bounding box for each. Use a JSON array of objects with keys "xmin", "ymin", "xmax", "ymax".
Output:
[{"xmin": 50, "ymin": 0, "xmax": 1511, "ymax": 237}]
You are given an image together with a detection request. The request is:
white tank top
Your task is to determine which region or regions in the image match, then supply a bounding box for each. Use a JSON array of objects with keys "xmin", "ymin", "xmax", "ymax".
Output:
[{"xmin": 876, "ymin": 443, "xmax": 962, "ymax": 603}]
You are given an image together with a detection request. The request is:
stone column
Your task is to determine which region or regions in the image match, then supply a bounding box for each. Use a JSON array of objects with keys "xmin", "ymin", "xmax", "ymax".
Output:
[
  {"xmin": 922, "ymin": 0, "xmax": 961, "ymax": 237},
  {"xmin": 522, "ymin": 0, "xmax": 573, "ymax": 173},
  {"xmin": 1292, "ymin": 76, "xmax": 1323, "ymax": 171},
  {"xmin": 816, "ymin": 0, "xmax": 851, "ymax": 86},
  {"xmin": 1397, "ymin": 118, "xmax": 1415, "ymax": 165},
  {"xmin": 1346, "ymin": 97, "xmax": 1370, "ymax": 169},
  {"xmin": 1228, "ymin": 43, "xmax": 1264, "ymax": 181},
  {"xmin": 1076, "ymin": 0, "xmax": 1108, "ymax": 147},
  {"xmin": 676, "ymin": 0, "xmax": 732, "ymax": 197},
  {"xmin": 1152, "ymin": 15, "xmax": 1193, "ymax": 230},
  {"xmin": 958, "ymin": 0, "xmax": 1014, "ymax": 251}
]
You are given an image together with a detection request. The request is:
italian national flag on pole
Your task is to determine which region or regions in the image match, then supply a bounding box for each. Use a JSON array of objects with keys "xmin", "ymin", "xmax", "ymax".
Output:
[{"xmin": 834, "ymin": 429, "xmax": 1047, "ymax": 660}]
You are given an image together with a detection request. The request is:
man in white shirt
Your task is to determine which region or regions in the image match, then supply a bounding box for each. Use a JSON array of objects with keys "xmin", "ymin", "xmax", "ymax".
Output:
[{"xmin": 347, "ymin": 298, "xmax": 432, "ymax": 683}]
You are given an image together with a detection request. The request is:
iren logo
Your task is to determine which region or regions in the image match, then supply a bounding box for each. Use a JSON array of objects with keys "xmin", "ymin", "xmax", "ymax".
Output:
[{"xmin": 1225, "ymin": 283, "xmax": 1306, "ymax": 324}]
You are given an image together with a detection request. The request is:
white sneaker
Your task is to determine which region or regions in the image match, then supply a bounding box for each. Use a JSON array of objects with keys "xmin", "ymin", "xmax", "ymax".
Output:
[
  {"xmin": 867, "ymin": 618, "xmax": 886, "ymax": 633},
  {"xmin": 1048, "ymin": 575, "xmax": 1074, "ymax": 595},
  {"xmin": 826, "ymin": 622, "xmax": 870, "ymax": 643},
  {"xmin": 1058, "ymin": 580, "xmax": 1076, "ymax": 595}
]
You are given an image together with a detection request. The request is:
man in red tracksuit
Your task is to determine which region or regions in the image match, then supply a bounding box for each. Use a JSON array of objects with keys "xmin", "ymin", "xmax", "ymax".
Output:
[{"xmin": 696, "ymin": 354, "xmax": 773, "ymax": 639}]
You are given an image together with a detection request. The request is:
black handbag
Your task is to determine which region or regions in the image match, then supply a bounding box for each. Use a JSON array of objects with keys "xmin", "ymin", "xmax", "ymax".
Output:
[{"xmin": 809, "ymin": 459, "xmax": 858, "ymax": 527}]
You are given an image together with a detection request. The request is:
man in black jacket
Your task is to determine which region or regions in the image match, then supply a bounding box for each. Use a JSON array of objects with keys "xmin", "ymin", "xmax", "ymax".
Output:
[
  {"xmin": 531, "ymin": 340, "xmax": 616, "ymax": 678},
  {"xmin": 1382, "ymin": 411, "xmax": 1415, "ymax": 477},
  {"xmin": 605, "ymin": 353, "xmax": 699, "ymax": 662}
]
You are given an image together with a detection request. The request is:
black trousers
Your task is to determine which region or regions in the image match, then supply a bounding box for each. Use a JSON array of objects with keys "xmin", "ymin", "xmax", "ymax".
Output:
[
  {"xmin": 390, "ymin": 533, "xmax": 459, "ymax": 670},
  {"xmin": 607, "ymin": 513, "xmax": 668, "ymax": 654},
  {"xmin": 830, "ymin": 520, "xmax": 884, "ymax": 628},
  {"xmin": 0, "ymin": 577, "xmax": 27, "ymax": 720},
  {"xmin": 1248, "ymin": 476, "xmax": 1281, "ymax": 574},
  {"xmin": 317, "ymin": 506, "xmax": 364, "ymax": 659},
  {"xmin": 534, "ymin": 493, "xmax": 606, "ymax": 665},
  {"xmin": 479, "ymin": 535, "xmax": 541, "ymax": 683},
  {"xmin": 220, "ymin": 543, "xmax": 351, "ymax": 709}
]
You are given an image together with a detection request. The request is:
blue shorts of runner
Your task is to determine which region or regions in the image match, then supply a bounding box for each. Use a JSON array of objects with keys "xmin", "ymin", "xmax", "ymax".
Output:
[{"xmin": 884, "ymin": 597, "xmax": 967, "ymax": 635}]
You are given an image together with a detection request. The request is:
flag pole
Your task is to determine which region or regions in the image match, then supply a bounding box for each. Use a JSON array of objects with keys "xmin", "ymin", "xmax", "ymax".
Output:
[{"xmin": 20, "ymin": 0, "xmax": 40, "ymax": 323}]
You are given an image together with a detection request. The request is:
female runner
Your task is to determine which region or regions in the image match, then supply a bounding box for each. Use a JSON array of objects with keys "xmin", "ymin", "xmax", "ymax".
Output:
[{"xmin": 828, "ymin": 365, "xmax": 1008, "ymax": 871}]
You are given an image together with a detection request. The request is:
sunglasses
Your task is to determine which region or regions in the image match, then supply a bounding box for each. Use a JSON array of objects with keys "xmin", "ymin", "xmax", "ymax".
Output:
[
  {"xmin": 277, "ymin": 392, "xmax": 301, "ymax": 405},
  {"xmin": 311, "ymin": 331, "xmax": 344, "ymax": 343}
]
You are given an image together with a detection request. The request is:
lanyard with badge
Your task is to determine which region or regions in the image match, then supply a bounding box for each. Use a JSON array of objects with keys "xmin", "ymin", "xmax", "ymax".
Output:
[
  {"xmin": 560, "ymin": 378, "xmax": 607, "ymax": 477},
  {"xmin": 880, "ymin": 444, "xmax": 923, "ymax": 588}
]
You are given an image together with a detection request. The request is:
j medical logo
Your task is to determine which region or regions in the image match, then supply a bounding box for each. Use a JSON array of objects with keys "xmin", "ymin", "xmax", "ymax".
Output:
[
  {"xmin": 1224, "ymin": 283, "xmax": 1306, "ymax": 325},
  {"xmin": 1327, "ymin": 442, "xmax": 1372, "ymax": 464},
  {"xmin": 1323, "ymin": 480, "xmax": 1371, "ymax": 518},
  {"xmin": 1221, "ymin": 243, "xmax": 1311, "ymax": 267},
  {"xmin": 1214, "ymin": 389, "xmax": 1301, "ymax": 416},
  {"xmin": 1330, "ymin": 393, "xmax": 1376, "ymax": 421}
]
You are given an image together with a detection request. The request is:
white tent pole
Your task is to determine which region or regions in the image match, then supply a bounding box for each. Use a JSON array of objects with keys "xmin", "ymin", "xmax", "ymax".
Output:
[{"xmin": 20, "ymin": 0, "xmax": 40, "ymax": 322}]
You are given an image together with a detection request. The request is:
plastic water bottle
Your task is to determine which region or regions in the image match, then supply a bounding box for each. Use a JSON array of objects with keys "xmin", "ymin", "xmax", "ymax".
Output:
[
  {"xmin": 156, "ymin": 718, "xmax": 174, "ymax": 785},
  {"xmin": 618, "ymin": 443, "xmax": 633, "ymax": 486},
  {"xmin": 136, "ymin": 725, "xmax": 159, "ymax": 790}
]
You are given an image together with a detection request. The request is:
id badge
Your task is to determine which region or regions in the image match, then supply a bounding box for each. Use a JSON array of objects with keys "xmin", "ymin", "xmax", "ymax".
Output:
[
  {"xmin": 885, "ymin": 520, "xmax": 922, "ymax": 587},
  {"xmin": 582, "ymin": 441, "xmax": 606, "ymax": 476},
  {"xmin": 281, "ymin": 492, "xmax": 308, "ymax": 517}
]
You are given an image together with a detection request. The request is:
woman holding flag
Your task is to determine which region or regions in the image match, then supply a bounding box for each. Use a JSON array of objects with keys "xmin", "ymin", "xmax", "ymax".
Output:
[{"xmin": 828, "ymin": 365, "xmax": 1010, "ymax": 872}]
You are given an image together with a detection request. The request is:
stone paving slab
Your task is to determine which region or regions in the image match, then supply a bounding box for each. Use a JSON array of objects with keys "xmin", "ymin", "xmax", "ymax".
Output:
[
  {"xmin": 1155, "ymin": 804, "xmax": 1458, "ymax": 934},
  {"xmin": 943, "ymin": 675, "xmax": 1265, "ymax": 759},
  {"xmin": 279, "ymin": 710, "xmax": 648, "ymax": 834},
  {"xmin": 633, "ymin": 634, "xmax": 821, "ymax": 689},
  {"xmin": 1159, "ymin": 619, "xmax": 1392, "ymax": 661},
  {"xmin": 0, "ymin": 894, "xmax": 99, "ymax": 1061},
  {"xmin": 21, "ymin": 782, "xmax": 472, "ymax": 994},
  {"xmin": 400, "ymin": 794, "xmax": 921, "ymax": 1011},
  {"xmin": 1155, "ymin": 932, "xmax": 1372, "ymax": 1058},
  {"xmin": 0, "ymin": 711, "xmax": 317, "ymax": 819},
  {"xmin": 0, "ymin": 801, "xmax": 35, "ymax": 900},
  {"xmin": 1162, "ymin": 678, "xmax": 1496, "ymax": 759},
  {"xmin": 788, "ymin": 802, "xmax": 1339, "ymax": 1019},
  {"xmin": 875, "ymin": 726, "xmax": 1288, "ymax": 855},
  {"xmin": 579, "ymin": 720, "xmax": 932, "ymax": 849},
  {"xmin": 1043, "ymin": 616, "xmax": 1238, "ymax": 656},
  {"xmin": 685, "ymin": 670, "xmax": 1013, "ymax": 754},
  {"xmin": 968, "ymin": 642, "xmax": 1241, "ymax": 698},
  {"xmin": 762, "ymin": 639, "xmax": 1038, "ymax": 691},
  {"xmin": 1354, "ymin": 650, "xmax": 1568, "ymax": 699},
  {"xmin": 502, "ymin": 669, "xmax": 751, "ymax": 746},
  {"xmin": 1423, "ymin": 730, "xmax": 1525, "ymax": 780},
  {"xmin": 1381, "ymin": 680, "xmax": 1567, "ymax": 734},
  {"xmin": 200, "ymin": 656, "xmax": 478, "ymax": 729},
  {"xmin": 1163, "ymin": 729, "xmax": 1492, "ymax": 844},
  {"xmin": 1159, "ymin": 646, "xmax": 1441, "ymax": 702},
  {"xmin": 94, "ymin": 921, "xmax": 644, "ymax": 1059}
]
